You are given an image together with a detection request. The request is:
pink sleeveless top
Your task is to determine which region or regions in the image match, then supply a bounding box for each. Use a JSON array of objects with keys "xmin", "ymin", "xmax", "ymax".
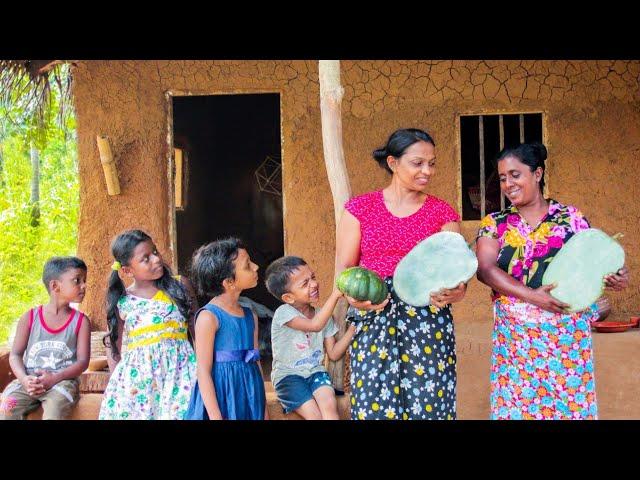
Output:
[{"xmin": 345, "ymin": 190, "xmax": 460, "ymax": 278}]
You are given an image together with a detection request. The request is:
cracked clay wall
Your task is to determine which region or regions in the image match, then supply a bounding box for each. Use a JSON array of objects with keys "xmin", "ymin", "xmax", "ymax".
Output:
[{"xmin": 72, "ymin": 61, "xmax": 640, "ymax": 336}]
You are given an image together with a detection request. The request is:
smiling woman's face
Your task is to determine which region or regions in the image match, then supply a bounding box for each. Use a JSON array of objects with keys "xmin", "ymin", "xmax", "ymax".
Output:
[
  {"xmin": 497, "ymin": 154, "xmax": 543, "ymax": 206},
  {"xmin": 388, "ymin": 140, "xmax": 436, "ymax": 191}
]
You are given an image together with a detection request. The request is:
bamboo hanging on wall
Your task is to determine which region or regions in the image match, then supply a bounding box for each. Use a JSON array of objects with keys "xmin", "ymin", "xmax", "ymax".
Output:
[
  {"xmin": 96, "ymin": 135, "xmax": 121, "ymax": 195},
  {"xmin": 174, "ymin": 148, "xmax": 184, "ymax": 209}
]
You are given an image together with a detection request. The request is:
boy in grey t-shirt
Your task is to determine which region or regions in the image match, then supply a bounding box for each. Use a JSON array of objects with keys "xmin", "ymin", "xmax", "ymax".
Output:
[{"xmin": 265, "ymin": 256, "xmax": 355, "ymax": 419}]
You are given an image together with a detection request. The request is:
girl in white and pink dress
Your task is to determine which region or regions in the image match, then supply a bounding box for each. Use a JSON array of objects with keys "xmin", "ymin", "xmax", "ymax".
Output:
[{"xmin": 99, "ymin": 230, "xmax": 196, "ymax": 420}]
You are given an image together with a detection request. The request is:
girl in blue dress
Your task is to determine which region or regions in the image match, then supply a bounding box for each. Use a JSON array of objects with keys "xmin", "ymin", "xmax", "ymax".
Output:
[{"xmin": 185, "ymin": 237, "xmax": 267, "ymax": 420}]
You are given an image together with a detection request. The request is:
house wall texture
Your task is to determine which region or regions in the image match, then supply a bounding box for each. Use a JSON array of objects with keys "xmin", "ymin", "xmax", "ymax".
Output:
[{"xmin": 71, "ymin": 60, "xmax": 640, "ymax": 418}]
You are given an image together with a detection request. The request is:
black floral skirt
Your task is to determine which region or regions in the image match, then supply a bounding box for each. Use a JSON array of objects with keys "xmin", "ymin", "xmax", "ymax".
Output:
[{"xmin": 347, "ymin": 278, "xmax": 457, "ymax": 420}]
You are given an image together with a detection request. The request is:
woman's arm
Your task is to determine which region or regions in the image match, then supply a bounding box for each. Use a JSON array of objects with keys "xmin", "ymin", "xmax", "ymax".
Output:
[
  {"xmin": 336, "ymin": 210, "xmax": 390, "ymax": 311},
  {"xmin": 476, "ymin": 236, "xmax": 570, "ymax": 313},
  {"xmin": 335, "ymin": 210, "xmax": 361, "ymax": 274},
  {"xmin": 194, "ymin": 310, "xmax": 223, "ymax": 420},
  {"xmin": 324, "ymin": 323, "xmax": 357, "ymax": 361},
  {"xmin": 440, "ymin": 221, "xmax": 461, "ymax": 233},
  {"xmin": 604, "ymin": 268, "xmax": 630, "ymax": 291}
]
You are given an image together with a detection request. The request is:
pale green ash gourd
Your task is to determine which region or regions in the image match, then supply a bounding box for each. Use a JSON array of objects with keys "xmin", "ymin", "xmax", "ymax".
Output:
[
  {"xmin": 393, "ymin": 231, "xmax": 478, "ymax": 307},
  {"xmin": 542, "ymin": 229, "xmax": 625, "ymax": 312}
]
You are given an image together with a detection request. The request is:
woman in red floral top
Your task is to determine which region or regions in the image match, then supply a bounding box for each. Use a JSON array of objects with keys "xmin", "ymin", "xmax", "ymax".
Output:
[
  {"xmin": 336, "ymin": 128, "xmax": 467, "ymax": 420},
  {"xmin": 476, "ymin": 142, "xmax": 629, "ymax": 420}
]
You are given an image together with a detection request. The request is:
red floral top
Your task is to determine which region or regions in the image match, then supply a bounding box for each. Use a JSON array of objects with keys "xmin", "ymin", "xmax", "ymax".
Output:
[{"xmin": 345, "ymin": 190, "xmax": 460, "ymax": 278}]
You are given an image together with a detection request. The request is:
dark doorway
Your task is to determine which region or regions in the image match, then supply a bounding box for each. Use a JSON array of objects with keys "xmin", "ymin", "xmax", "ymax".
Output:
[{"xmin": 172, "ymin": 94, "xmax": 283, "ymax": 371}]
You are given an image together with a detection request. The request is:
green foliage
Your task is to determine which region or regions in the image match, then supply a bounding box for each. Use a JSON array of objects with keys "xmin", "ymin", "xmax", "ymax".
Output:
[{"xmin": 0, "ymin": 66, "xmax": 78, "ymax": 345}]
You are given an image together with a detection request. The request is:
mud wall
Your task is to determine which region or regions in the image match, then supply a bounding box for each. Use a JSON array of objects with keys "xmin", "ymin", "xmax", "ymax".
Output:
[
  {"xmin": 73, "ymin": 60, "xmax": 639, "ymax": 329},
  {"xmin": 72, "ymin": 61, "xmax": 640, "ymax": 418}
]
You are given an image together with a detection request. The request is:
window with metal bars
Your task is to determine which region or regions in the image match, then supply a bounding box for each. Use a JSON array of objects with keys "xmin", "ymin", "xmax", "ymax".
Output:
[{"xmin": 460, "ymin": 113, "xmax": 543, "ymax": 220}]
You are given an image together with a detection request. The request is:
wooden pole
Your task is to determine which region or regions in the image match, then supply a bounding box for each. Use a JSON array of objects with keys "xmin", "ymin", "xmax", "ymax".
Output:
[
  {"xmin": 96, "ymin": 135, "xmax": 121, "ymax": 195},
  {"xmin": 319, "ymin": 60, "xmax": 352, "ymax": 391}
]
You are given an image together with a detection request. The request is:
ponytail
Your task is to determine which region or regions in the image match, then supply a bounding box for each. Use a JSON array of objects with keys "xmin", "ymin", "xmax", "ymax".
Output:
[{"xmin": 104, "ymin": 269, "xmax": 126, "ymax": 356}]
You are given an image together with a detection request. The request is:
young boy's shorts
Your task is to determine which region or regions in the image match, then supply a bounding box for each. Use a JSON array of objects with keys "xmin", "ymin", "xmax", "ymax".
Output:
[
  {"xmin": 0, "ymin": 378, "xmax": 80, "ymax": 420},
  {"xmin": 274, "ymin": 371, "xmax": 333, "ymax": 414}
]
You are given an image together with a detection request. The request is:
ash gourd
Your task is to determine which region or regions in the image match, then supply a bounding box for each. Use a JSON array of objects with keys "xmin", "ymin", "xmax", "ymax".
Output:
[
  {"xmin": 393, "ymin": 231, "xmax": 478, "ymax": 307},
  {"xmin": 542, "ymin": 229, "xmax": 625, "ymax": 312}
]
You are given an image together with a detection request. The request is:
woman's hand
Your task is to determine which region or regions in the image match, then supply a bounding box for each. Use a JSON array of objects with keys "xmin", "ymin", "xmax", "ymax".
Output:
[
  {"xmin": 528, "ymin": 283, "xmax": 571, "ymax": 314},
  {"xmin": 604, "ymin": 267, "xmax": 629, "ymax": 291},
  {"xmin": 345, "ymin": 294, "xmax": 390, "ymax": 312},
  {"xmin": 430, "ymin": 283, "xmax": 467, "ymax": 308}
]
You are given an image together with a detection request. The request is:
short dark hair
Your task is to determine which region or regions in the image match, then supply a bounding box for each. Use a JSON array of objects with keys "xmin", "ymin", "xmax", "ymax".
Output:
[
  {"xmin": 373, "ymin": 128, "xmax": 436, "ymax": 174},
  {"xmin": 190, "ymin": 237, "xmax": 246, "ymax": 298},
  {"xmin": 42, "ymin": 256, "xmax": 87, "ymax": 292},
  {"xmin": 265, "ymin": 256, "xmax": 308, "ymax": 300}
]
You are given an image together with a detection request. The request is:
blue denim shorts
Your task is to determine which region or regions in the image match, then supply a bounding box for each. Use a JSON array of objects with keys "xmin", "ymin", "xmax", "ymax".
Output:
[{"xmin": 274, "ymin": 371, "xmax": 334, "ymax": 414}]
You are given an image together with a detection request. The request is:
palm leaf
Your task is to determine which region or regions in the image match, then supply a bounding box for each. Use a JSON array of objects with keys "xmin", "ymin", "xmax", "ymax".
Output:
[{"xmin": 0, "ymin": 60, "xmax": 74, "ymax": 136}]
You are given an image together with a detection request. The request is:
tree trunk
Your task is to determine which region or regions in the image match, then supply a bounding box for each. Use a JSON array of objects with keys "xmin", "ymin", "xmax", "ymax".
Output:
[
  {"xmin": 30, "ymin": 141, "xmax": 40, "ymax": 226},
  {"xmin": 319, "ymin": 60, "xmax": 352, "ymax": 392},
  {"xmin": 0, "ymin": 144, "xmax": 5, "ymax": 188}
]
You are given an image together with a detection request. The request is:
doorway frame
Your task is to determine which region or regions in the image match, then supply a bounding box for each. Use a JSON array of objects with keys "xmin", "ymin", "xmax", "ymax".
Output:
[{"xmin": 165, "ymin": 89, "xmax": 286, "ymax": 272}]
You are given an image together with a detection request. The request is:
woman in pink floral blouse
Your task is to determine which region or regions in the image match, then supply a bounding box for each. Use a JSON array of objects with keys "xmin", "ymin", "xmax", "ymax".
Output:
[
  {"xmin": 336, "ymin": 128, "xmax": 467, "ymax": 420},
  {"xmin": 476, "ymin": 142, "xmax": 629, "ymax": 420}
]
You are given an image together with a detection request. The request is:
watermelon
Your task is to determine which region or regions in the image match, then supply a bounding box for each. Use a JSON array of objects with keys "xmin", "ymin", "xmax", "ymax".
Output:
[
  {"xmin": 336, "ymin": 267, "xmax": 388, "ymax": 304},
  {"xmin": 542, "ymin": 228, "xmax": 624, "ymax": 312},
  {"xmin": 393, "ymin": 231, "xmax": 478, "ymax": 307}
]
